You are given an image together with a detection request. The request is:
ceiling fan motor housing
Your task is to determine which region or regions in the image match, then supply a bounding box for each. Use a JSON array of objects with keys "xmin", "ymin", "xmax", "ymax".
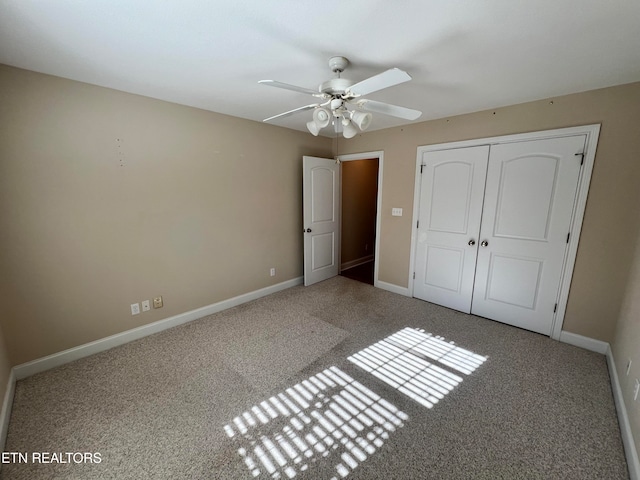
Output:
[{"xmin": 319, "ymin": 78, "xmax": 353, "ymax": 95}]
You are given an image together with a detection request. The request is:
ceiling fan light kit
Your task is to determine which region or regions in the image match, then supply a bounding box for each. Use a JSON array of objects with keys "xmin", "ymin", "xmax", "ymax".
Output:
[{"xmin": 259, "ymin": 56, "xmax": 422, "ymax": 137}]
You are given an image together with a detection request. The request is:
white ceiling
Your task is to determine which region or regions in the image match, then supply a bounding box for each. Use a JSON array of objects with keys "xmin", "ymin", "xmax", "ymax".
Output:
[{"xmin": 1, "ymin": 0, "xmax": 639, "ymax": 136}]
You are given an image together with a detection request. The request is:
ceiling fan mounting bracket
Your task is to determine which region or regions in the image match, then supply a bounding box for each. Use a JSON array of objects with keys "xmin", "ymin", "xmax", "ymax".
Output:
[{"xmin": 328, "ymin": 56, "xmax": 349, "ymax": 74}]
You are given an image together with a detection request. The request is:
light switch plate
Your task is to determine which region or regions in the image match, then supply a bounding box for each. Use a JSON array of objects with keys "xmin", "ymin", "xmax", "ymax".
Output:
[
  {"xmin": 392, "ymin": 208, "xmax": 403, "ymax": 216},
  {"xmin": 142, "ymin": 300, "xmax": 150, "ymax": 312}
]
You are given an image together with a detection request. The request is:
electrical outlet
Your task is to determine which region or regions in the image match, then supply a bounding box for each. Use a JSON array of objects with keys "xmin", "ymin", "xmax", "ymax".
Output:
[
  {"xmin": 627, "ymin": 358, "xmax": 632, "ymax": 376},
  {"xmin": 142, "ymin": 300, "xmax": 150, "ymax": 312},
  {"xmin": 153, "ymin": 296, "xmax": 163, "ymax": 309},
  {"xmin": 270, "ymin": 268, "xmax": 276, "ymax": 277},
  {"xmin": 131, "ymin": 303, "xmax": 140, "ymax": 315}
]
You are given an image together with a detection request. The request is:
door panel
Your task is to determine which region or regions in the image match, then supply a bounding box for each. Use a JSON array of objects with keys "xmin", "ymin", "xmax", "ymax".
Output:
[
  {"xmin": 429, "ymin": 162, "xmax": 477, "ymax": 233},
  {"xmin": 413, "ymin": 146, "xmax": 489, "ymax": 312},
  {"xmin": 424, "ymin": 245, "xmax": 465, "ymax": 292},
  {"xmin": 303, "ymin": 156, "xmax": 340, "ymax": 286},
  {"xmin": 493, "ymin": 155, "xmax": 558, "ymax": 240},
  {"xmin": 484, "ymin": 254, "xmax": 543, "ymax": 308},
  {"xmin": 311, "ymin": 168, "xmax": 335, "ymax": 223},
  {"xmin": 311, "ymin": 232, "xmax": 335, "ymax": 270},
  {"xmin": 471, "ymin": 135, "xmax": 586, "ymax": 334}
]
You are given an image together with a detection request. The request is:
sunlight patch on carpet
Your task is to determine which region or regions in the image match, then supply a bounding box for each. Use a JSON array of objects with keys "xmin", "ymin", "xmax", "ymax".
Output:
[
  {"xmin": 223, "ymin": 366, "xmax": 407, "ymax": 479},
  {"xmin": 348, "ymin": 327, "xmax": 487, "ymax": 408}
]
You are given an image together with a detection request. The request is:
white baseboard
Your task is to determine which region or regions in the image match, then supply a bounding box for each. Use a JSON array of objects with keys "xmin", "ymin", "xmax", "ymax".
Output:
[
  {"xmin": 13, "ymin": 276, "xmax": 303, "ymax": 380},
  {"xmin": 341, "ymin": 255, "xmax": 374, "ymax": 271},
  {"xmin": 375, "ymin": 280, "xmax": 411, "ymax": 297},
  {"xmin": 607, "ymin": 345, "xmax": 640, "ymax": 480},
  {"xmin": 0, "ymin": 369, "xmax": 16, "ymax": 453},
  {"xmin": 558, "ymin": 330, "xmax": 609, "ymax": 354}
]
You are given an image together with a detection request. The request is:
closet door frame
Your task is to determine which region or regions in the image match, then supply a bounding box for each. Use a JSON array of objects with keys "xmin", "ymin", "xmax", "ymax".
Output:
[{"xmin": 409, "ymin": 124, "xmax": 600, "ymax": 340}]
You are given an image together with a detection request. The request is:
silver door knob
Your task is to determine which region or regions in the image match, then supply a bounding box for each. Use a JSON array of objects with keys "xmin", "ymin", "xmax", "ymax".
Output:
[
  {"xmin": 468, "ymin": 239, "xmax": 476, "ymax": 246},
  {"xmin": 481, "ymin": 240, "xmax": 489, "ymax": 247},
  {"xmin": 305, "ymin": 228, "xmax": 312, "ymax": 233}
]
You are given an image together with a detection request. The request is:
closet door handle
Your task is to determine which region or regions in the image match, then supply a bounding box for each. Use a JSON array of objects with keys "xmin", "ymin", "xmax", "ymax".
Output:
[
  {"xmin": 468, "ymin": 239, "xmax": 476, "ymax": 246},
  {"xmin": 481, "ymin": 240, "xmax": 489, "ymax": 247}
]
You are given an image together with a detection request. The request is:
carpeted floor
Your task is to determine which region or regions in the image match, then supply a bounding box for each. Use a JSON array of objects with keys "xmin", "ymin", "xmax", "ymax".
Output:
[{"xmin": 1, "ymin": 276, "xmax": 629, "ymax": 479}]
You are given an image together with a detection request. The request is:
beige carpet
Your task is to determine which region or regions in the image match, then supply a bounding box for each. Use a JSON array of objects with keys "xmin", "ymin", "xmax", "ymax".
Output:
[{"xmin": 2, "ymin": 276, "xmax": 629, "ymax": 479}]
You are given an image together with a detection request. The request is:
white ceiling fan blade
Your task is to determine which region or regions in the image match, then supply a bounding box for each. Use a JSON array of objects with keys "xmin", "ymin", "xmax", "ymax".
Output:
[
  {"xmin": 263, "ymin": 104, "xmax": 318, "ymax": 122},
  {"xmin": 347, "ymin": 68, "xmax": 412, "ymax": 96},
  {"xmin": 356, "ymin": 99, "xmax": 422, "ymax": 120},
  {"xmin": 259, "ymin": 80, "xmax": 319, "ymax": 96}
]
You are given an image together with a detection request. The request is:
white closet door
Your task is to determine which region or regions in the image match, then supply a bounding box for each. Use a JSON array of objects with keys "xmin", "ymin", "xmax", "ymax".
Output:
[
  {"xmin": 471, "ymin": 135, "xmax": 585, "ymax": 335},
  {"xmin": 303, "ymin": 156, "xmax": 340, "ymax": 286},
  {"xmin": 413, "ymin": 146, "xmax": 489, "ymax": 312}
]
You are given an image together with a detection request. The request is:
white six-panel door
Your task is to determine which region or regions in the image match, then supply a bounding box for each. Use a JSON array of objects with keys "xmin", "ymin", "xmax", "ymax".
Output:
[
  {"xmin": 413, "ymin": 134, "xmax": 586, "ymax": 336},
  {"xmin": 303, "ymin": 156, "xmax": 340, "ymax": 286},
  {"xmin": 414, "ymin": 146, "xmax": 489, "ymax": 312},
  {"xmin": 471, "ymin": 136, "xmax": 585, "ymax": 334}
]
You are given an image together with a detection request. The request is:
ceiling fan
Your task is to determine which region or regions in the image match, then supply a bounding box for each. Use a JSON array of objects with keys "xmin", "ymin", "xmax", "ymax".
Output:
[{"xmin": 259, "ymin": 56, "xmax": 422, "ymax": 138}]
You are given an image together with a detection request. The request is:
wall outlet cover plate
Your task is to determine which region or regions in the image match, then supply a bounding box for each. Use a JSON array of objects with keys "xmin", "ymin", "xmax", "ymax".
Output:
[{"xmin": 153, "ymin": 296, "xmax": 163, "ymax": 308}]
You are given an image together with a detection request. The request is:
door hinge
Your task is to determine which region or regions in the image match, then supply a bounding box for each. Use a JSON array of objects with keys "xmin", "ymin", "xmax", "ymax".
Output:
[
  {"xmin": 413, "ymin": 272, "xmax": 416, "ymax": 279},
  {"xmin": 554, "ymin": 303, "xmax": 558, "ymax": 313},
  {"xmin": 417, "ymin": 220, "xmax": 420, "ymax": 229},
  {"xmin": 566, "ymin": 232, "xmax": 570, "ymax": 243},
  {"xmin": 575, "ymin": 152, "xmax": 585, "ymax": 165},
  {"xmin": 420, "ymin": 164, "xmax": 424, "ymax": 174}
]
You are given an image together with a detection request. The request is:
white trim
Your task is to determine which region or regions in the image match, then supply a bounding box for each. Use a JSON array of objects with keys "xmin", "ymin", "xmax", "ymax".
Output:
[
  {"xmin": 558, "ymin": 330, "xmax": 608, "ymax": 354},
  {"xmin": 13, "ymin": 277, "xmax": 303, "ymax": 380},
  {"xmin": 409, "ymin": 124, "xmax": 601, "ymax": 339},
  {"xmin": 408, "ymin": 147, "xmax": 425, "ymax": 293},
  {"xmin": 607, "ymin": 345, "xmax": 640, "ymax": 480},
  {"xmin": 337, "ymin": 151, "xmax": 384, "ymax": 288},
  {"xmin": 376, "ymin": 281, "xmax": 411, "ymax": 297},
  {"xmin": 0, "ymin": 369, "xmax": 16, "ymax": 452},
  {"xmin": 341, "ymin": 255, "xmax": 374, "ymax": 271},
  {"xmin": 551, "ymin": 125, "xmax": 600, "ymax": 340}
]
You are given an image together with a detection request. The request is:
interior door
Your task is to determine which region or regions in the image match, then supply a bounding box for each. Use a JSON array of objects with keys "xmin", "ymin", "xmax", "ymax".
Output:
[
  {"xmin": 413, "ymin": 146, "xmax": 489, "ymax": 312},
  {"xmin": 303, "ymin": 156, "xmax": 340, "ymax": 286},
  {"xmin": 471, "ymin": 135, "xmax": 585, "ymax": 334}
]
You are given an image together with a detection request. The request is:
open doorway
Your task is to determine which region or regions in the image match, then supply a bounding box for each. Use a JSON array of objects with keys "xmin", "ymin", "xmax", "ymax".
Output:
[{"xmin": 339, "ymin": 157, "xmax": 379, "ymax": 285}]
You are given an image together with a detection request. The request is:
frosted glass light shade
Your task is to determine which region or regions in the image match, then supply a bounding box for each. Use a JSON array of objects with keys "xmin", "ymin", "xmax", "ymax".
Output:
[
  {"xmin": 313, "ymin": 108, "xmax": 331, "ymax": 128},
  {"xmin": 352, "ymin": 111, "xmax": 372, "ymax": 131},
  {"xmin": 306, "ymin": 120, "xmax": 321, "ymax": 136},
  {"xmin": 342, "ymin": 119, "xmax": 358, "ymax": 139}
]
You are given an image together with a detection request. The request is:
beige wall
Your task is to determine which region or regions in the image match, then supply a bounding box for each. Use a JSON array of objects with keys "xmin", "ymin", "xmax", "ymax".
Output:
[
  {"xmin": 0, "ymin": 65, "xmax": 332, "ymax": 365},
  {"xmin": 612, "ymin": 219, "xmax": 640, "ymax": 462},
  {"xmin": 338, "ymin": 82, "xmax": 640, "ymax": 343},
  {"xmin": 341, "ymin": 159, "xmax": 378, "ymax": 265}
]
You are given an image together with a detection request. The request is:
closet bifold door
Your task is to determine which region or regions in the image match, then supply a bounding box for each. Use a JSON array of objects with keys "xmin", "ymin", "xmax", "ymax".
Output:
[
  {"xmin": 413, "ymin": 145, "xmax": 489, "ymax": 313},
  {"xmin": 470, "ymin": 135, "xmax": 586, "ymax": 335}
]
